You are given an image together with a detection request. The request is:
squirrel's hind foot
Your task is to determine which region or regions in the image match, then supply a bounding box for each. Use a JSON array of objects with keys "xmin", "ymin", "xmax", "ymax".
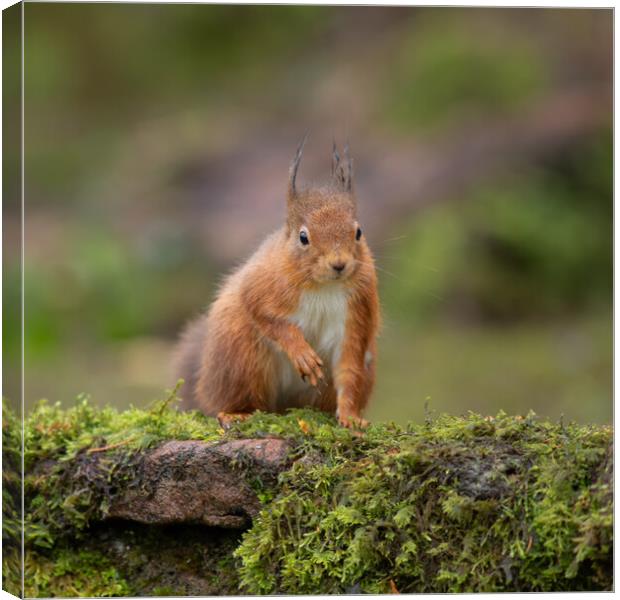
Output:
[
  {"xmin": 217, "ymin": 411, "xmax": 254, "ymax": 430},
  {"xmin": 338, "ymin": 413, "xmax": 370, "ymax": 437}
]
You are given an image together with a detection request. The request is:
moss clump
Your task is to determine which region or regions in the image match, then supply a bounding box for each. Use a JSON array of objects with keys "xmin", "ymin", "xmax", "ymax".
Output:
[
  {"xmin": 4, "ymin": 394, "xmax": 612, "ymax": 596},
  {"xmin": 4, "ymin": 547, "xmax": 130, "ymax": 598},
  {"xmin": 234, "ymin": 411, "xmax": 612, "ymax": 593}
]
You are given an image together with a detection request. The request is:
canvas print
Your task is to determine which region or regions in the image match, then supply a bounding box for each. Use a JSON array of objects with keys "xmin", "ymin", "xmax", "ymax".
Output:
[{"xmin": 2, "ymin": 3, "xmax": 612, "ymax": 596}]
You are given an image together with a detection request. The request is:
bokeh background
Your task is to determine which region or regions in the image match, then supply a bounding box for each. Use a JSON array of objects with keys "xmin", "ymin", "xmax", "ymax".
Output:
[{"xmin": 4, "ymin": 5, "xmax": 612, "ymax": 424}]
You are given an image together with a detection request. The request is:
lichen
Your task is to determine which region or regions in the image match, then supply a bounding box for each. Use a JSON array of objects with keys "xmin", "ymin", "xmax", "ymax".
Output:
[{"xmin": 3, "ymin": 393, "xmax": 612, "ymax": 596}]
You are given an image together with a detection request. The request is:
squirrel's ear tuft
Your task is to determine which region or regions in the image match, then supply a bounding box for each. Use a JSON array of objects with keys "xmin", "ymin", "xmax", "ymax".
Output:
[
  {"xmin": 332, "ymin": 141, "xmax": 353, "ymax": 193},
  {"xmin": 331, "ymin": 140, "xmax": 340, "ymax": 179},
  {"xmin": 288, "ymin": 132, "xmax": 308, "ymax": 199},
  {"xmin": 344, "ymin": 142, "xmax": 353, "ymax": 193}
]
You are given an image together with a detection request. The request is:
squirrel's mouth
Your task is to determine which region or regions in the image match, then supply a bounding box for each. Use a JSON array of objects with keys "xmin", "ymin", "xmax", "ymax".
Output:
[{"xmin": 313, "ymin": 263, "xmax": 356, "ymax": 284}]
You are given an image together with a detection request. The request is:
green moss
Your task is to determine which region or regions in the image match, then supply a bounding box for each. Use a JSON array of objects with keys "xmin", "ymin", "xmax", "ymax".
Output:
[
  {"xmin": 24, "ymin": 381, "xmax": 221, "ymax": 469},
  {"xmin": 2, "ymin": 400, "xmax": 22, "ymax": 597},
  {"xmin": 234, "ymin": 411, "xmax": 612, "ymax": 593},
  {"xmin": 4, "ymin": 545, "xmax": 131, "ymax": 598},
  {"xmin": 5, "ymin": 395, "xmax": 612, "ymax": 595},
  {"xmin": 4, "ymin": 548, "xmax": 131, "ymax": 598}
]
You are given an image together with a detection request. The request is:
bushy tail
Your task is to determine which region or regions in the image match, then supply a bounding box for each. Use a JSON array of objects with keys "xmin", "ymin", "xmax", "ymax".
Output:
[{"xmin": 171, "ymin": 314, "xmax": 208, "ymax": 410}]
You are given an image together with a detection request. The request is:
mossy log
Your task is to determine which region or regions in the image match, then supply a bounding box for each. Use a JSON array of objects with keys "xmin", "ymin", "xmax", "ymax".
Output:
[{"xmin": 2, "ymin": 396, "xmax": 613, "ymax": 596}]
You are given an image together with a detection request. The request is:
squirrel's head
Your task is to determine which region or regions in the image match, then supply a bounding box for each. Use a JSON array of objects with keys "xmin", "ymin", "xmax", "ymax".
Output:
[{"xmin": 285, "ymin": 137, "xmax": 365, "ymax": 284}]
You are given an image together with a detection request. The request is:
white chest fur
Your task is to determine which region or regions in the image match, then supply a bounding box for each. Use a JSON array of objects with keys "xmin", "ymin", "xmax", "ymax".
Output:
[
  {"xmin": 271, "ymin": 284, "xmax": 348, "ymax": 406},
  {"xmin": 290, "ymin": 285, "xmax": 348, "ymax": 363}
]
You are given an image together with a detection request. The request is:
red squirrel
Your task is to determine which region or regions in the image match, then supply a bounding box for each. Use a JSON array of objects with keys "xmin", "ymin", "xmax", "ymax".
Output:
[{"xmin": 173, "ymin": 139, "xmax": 380, "ymax": 430}]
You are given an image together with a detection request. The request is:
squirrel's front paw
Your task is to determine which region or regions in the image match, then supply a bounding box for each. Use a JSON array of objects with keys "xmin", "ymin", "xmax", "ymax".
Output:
[{"xmin": 292, "ymin": 347, "xmax": 324, "ymax": 387}]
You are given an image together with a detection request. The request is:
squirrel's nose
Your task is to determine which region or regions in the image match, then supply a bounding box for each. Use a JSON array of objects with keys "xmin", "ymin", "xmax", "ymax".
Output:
[{"xmin": 331, "ymin": 262, "xmax": 347, "ymax": 273}]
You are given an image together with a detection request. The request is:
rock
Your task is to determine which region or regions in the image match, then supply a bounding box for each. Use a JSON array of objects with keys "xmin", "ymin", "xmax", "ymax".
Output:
[{"xmin": 107, "ymin": 438, "xmax": 291, "ymax": 528}]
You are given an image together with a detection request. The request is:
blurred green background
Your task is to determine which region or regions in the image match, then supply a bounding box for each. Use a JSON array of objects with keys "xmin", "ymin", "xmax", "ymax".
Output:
[{"xmin": 4, "ymin": 5, "xmax": 612, "ymax": 424}]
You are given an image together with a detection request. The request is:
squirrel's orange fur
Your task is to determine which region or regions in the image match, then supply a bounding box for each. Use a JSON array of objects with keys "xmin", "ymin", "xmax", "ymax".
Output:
[{"xmin": 173, "ymin": 140, "xmax": 380, "ymax": 429}]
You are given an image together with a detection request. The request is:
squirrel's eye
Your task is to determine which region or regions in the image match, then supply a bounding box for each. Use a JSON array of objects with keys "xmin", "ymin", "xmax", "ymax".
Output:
[
  {"xmin": 356, "ymin": 227, "xmax": 362, "ymax": 241},
  {"xmin": 299, "ymin": 230, "xmax": 309, "ymax": 245}
]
